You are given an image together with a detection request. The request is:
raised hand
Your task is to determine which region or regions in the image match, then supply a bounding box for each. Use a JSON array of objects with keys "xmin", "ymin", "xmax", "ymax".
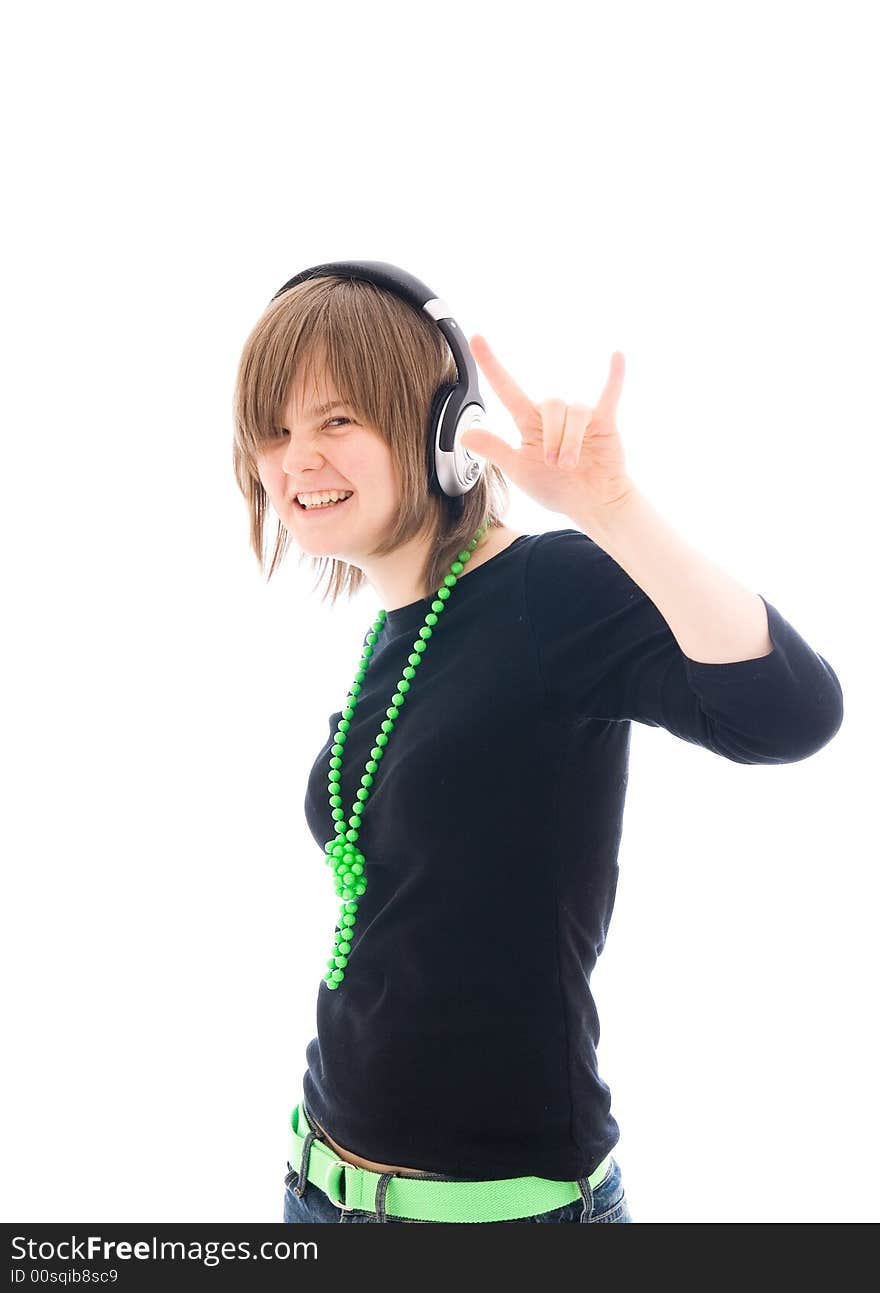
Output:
[{"xmin": 460, "ymin": 335, "xmax": 635, "ymax": 523}]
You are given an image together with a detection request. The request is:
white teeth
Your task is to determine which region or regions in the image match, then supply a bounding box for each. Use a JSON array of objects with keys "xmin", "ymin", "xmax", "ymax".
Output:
[{"xmin": 297, "ymin": 490, "xmax": 354, "ymax": 509}]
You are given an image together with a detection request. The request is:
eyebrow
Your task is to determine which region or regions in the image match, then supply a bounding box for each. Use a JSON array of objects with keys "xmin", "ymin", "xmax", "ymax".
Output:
[{"xmin": 307, "ymin": 400, "xmax": 348, "ymax": 418}]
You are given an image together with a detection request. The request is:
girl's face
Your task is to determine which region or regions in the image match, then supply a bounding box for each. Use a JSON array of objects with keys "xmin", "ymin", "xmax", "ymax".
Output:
[
  {"xmin": 256, "ymin": 374, "xmax": 402, "ymax": 565},
  {"xmin": 255, "ymin": 365, "xmax": 504, "ymax": 611}
]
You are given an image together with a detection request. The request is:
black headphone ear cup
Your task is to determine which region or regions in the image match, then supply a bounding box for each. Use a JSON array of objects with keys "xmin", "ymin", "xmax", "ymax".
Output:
[{"xmin": 424, "ymin": 381, "xmax": 456, "ymax": 497}]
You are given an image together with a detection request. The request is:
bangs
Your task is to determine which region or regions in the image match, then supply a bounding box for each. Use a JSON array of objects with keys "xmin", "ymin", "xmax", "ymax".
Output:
[{"xmin": 234, "ymin": 277, "xmax": 402, "ymax": 466}]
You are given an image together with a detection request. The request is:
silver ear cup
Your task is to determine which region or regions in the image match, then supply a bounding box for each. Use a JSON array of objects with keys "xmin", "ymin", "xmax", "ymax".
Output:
[
  {"xmin": 459, "ymin": 405, "xmax": 488, "ymax": 463},
  {"xmin": 456, "ymin": 405, "xmax": 489, "ymax": 487},
  {"xmin": 433, "ymin": 401, "xmax": 488, "ymax": 496}
]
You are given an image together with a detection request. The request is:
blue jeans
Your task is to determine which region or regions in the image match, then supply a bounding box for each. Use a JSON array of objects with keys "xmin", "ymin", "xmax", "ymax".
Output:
[{"xmin": 282, "ymin": 1154, "xmax": 633, "ymax": 1224}]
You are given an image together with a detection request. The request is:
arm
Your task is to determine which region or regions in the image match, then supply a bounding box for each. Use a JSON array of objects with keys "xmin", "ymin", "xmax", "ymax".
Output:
[
  {"xmin": 525, "ymin": 528, "xmax": 844, "ymax": 765},
  {"xmin": 579, "ymin": 485, "xmax": 774, "ymax": 665}
]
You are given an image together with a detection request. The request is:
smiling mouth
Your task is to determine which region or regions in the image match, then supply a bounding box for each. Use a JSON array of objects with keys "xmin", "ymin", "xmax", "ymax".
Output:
[{"xmin": 296, "ymin": 492, "xmax": 354, "ymax": 512}]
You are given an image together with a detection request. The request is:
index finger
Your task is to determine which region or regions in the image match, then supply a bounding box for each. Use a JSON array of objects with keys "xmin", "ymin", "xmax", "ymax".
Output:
[{"xmin": 469, "ymin": 334, "xmax": 538, "ymax": 429}]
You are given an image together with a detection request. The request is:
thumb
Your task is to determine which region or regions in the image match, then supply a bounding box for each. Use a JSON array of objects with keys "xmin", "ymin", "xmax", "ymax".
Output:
[{"xmin": 459, "ymin": 427, "xmax": 512, "ymax": 470}]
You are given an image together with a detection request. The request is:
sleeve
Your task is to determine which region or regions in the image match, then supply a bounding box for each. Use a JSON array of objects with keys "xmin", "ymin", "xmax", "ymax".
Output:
[{"xmin": 524, "ymin": 528, "xmax": 844, "ymax": 765}]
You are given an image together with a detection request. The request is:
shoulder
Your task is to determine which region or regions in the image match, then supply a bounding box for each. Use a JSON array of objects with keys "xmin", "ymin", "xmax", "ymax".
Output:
[
  {"xmin": 525, "ymin": 527, "xmax": 648, "ymax": 623},
  {"xmin": 526, "ymin": 526, "xmax": 610, "ymax": 581}
]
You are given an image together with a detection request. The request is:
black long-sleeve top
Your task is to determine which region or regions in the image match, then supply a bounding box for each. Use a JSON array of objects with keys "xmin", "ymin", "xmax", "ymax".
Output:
[{"xmin": 299, "ymin": 528, "xmax": 844, "ymax": 1180}]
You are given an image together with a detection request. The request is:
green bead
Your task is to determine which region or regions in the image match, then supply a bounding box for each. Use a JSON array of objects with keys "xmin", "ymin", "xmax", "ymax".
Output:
[
  {"xmin": 342, "ymin": 913, "xmax": 356, "ymax": 927},
  {"xmin": 326, "ymin": 978, "xmax": 339, "ymax": 989},
  {"xmin": 331, "ymin": 968, "xmax": 344, "ymax": 982},
  {"xmin": 334, "ymin": 955, "xmax": 348, "ymax": 968}
]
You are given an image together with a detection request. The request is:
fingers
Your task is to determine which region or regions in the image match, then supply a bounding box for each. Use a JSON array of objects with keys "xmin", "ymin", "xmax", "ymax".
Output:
[
  {"xmin": 597, "ymin": 351, "xmax": 625, "ymax": 416},
  {"xmin": 542, "ymin": 400, "xmax": 593, "ymax": 467},
  {"xmin": 470, "ymin": 339, "xmax": 624, "ymax": 469},
  {"xmin": 469, "ymin": 334, "xmax": 537, "ymax": 428},
  {"xmin": 540, "ymin": 398, "xmax": 567, "ymax": 465}
]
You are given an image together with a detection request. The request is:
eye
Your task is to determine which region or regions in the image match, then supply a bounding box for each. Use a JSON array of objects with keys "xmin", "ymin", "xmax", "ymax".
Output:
[{"xmin": 265, "ymin": 415, "xmax": 354, "ymax": 441}]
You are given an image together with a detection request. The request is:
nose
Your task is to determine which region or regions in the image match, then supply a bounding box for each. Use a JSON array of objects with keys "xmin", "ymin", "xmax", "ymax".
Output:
[{"xmin": 281, "ymin": 430, "xmax": 324, "ymax": 478}]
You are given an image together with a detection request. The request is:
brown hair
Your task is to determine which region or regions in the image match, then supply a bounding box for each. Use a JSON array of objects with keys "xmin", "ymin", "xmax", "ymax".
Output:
[{"xmin": 232, "ymin": 273, "xmax": 511, "ymax": 607}]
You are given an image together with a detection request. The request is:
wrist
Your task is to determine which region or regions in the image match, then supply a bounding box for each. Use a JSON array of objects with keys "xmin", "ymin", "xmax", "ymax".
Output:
[{"xmin": 569, "ymin": 480, "xmax": 644, "ymax": 546}]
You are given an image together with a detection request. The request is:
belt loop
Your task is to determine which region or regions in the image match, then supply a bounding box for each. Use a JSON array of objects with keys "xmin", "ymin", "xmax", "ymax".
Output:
[
  {"xmin": 576, "ymin": 1174, "xmax": 594, "ymax": 1223},
  {"xmin": 293, "ymin": 1128, "xmax": 318, "ymax": 1199},
  {"xmin": 373, "ymin": 1171, "xmax": 395, "ymax": 1223}
]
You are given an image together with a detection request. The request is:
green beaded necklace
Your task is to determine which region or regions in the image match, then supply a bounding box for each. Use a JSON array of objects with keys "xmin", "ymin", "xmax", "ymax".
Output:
[{"xmin": 321, "ymin": 517, "xmax": 490, "ymax": 990}]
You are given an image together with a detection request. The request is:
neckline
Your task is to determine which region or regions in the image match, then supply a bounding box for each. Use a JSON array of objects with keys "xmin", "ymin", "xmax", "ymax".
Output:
[{"xmin": 381, "ymin": 533, "xmax": 533, "ymax": 634}]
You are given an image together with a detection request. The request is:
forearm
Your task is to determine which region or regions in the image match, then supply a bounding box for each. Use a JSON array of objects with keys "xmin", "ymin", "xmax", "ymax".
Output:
[{"xmin": 574, "ymin": 486, "xmax": 774, "ymax": 664}]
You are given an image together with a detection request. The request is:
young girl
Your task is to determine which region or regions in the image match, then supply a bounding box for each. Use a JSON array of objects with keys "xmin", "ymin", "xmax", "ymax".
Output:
[{"xmin": 232, "ymin": 262, "xmax": 843, "ymax": 1224}]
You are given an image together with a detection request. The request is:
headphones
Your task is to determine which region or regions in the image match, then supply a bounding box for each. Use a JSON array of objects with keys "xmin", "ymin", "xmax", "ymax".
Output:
[{"xmin": 270, "ymin": 260, "xmax": 488, "ymax": 501}]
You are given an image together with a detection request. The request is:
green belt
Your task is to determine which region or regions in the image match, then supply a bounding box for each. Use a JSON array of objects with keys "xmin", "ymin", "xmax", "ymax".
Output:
[{"xmin": 287, "ymin": 1101, "xmax": 614, "ymax": 1223}]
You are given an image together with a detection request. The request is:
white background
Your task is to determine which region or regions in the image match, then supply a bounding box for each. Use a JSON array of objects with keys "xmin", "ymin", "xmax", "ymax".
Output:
[{"xmin": 2, "ymin": 0, "xmax": 876, "ymax": 1224}]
